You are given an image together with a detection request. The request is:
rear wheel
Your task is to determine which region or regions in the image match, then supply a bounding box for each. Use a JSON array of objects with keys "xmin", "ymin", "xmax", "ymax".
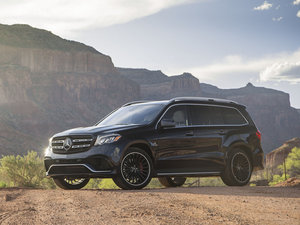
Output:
[
  {"xmin": 113, "ymin": 147, "xmax": 153, "ymax": 190},
  {"xmin": 221, "ymin": 149, "xmax": 252, "ymax": 186},
  {"xmin": 53, "ymin": 177, "xmax": 90, "ymax": 190},
  {"xmin": 158, "ymin": 177, "xmax": 186, "ymax": 187}
]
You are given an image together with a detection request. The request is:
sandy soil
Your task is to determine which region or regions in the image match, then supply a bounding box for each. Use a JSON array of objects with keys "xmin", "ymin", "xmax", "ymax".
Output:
[{"xmin": 0, "ymin": 186, "xmax": 299, "ymax": 225}]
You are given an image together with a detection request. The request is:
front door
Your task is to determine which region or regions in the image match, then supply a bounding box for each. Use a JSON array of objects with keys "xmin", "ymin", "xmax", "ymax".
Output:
[{"xmin": 155, "ymin": 105, "xmax": 198, "ymax": 173}]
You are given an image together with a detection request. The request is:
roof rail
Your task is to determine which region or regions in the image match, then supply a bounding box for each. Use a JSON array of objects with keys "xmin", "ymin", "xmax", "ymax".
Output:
[
  {"xmin": 122, "ymin": 100, "xmax": 150, "ymax": 107},
  {"xmin": 170, "ymin": 97, "xmax": 238, "ymax": 105}
]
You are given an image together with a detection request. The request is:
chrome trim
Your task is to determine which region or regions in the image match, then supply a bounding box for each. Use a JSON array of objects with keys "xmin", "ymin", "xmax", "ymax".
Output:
[
  {"xmin": 52, "ymin": 146, "xmax": 64, "ymax": 149},
  {"xmin": 52, "ymin": 140, "xmax": 64, "ymax": 144},
  {"xmin": 155, "ymin": 103, "xmax": 249, "ymax": 129},
  {"xmin": 157, "ymin": 171, "xmax": 221, "ymax": 176},
  {"xmin": 73, "ymin": 139, "xmax": 93, "ymax": 143},
  {"xmin": 46, "ymin": 163, "xmax": 111, "ymax": 176},
  {"xmin": 72, "ymin": 144, "xmax": 91, "ymax": 149}
]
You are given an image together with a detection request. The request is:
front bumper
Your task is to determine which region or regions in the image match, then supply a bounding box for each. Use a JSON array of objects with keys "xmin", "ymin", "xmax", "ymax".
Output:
[{"xmin": 44, "ymin": 142, "xmax": 124, "ymax": 178}]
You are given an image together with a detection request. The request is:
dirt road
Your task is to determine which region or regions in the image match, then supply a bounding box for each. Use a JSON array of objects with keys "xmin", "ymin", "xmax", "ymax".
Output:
[{"xmin": 0, "ymin": 186, "xmax": 299, "ymax": 225}]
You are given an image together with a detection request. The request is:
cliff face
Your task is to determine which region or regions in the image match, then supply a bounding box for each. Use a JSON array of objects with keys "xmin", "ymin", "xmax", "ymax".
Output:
[
  {"xmin": 0, "ymin": 44, "xmax": 115, "ymax": 74},
  {"xmin": 0, "ymin": 24, "xmax": 139, "ymax": 155},
  {"xmin": 118, "ymin": 69, "xmax": 201, "ymax": 99}
]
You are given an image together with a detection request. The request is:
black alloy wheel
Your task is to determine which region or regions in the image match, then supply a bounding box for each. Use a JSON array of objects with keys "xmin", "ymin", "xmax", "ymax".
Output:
[
  {"xmin": 158, "ymin": 177, "xmax": 186, "ymax": 187},
  {"xmin": 221, "ymin": 149, "xmax": 252, "ymax": 186},
  {"xmin": 53, "ymin": 177, "xmax": 90, "ymax": 190},
  {"xmin": 113, "ymin": 147, "xmax": 153, "ymax": 190}
]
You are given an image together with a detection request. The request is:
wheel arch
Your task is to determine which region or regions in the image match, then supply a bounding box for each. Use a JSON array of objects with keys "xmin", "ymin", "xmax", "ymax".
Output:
[
  {"xmin": 227, "ymin": 141, "xmax": 254, "ymax": 165},
  {"xmin": 123, "ymin": 141, "xmax": 155, "ymax": 163}
]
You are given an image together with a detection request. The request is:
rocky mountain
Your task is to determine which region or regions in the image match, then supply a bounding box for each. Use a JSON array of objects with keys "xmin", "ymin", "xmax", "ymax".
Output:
[
  {"xmin": 0, "ymin": 24, "xmax": 139, "ymax": 155},
  {"xmin": 0, "ymin": 24, "xmax": 299, "ymax": 155}
]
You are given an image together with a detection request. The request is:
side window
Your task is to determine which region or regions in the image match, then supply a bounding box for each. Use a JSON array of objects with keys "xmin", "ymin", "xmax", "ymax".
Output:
[
  {"xmin": 162, "ymin": 105, "xmax": 188, "ymax": 127},
  {"xmin": 189, "ymin": 105, "xmax": 247, "ymax": 126},
  {"xmin": 189, "ymin": 105, "xmax": 214, "ymax": 125},
  {"xmin": 222, "ymin": 107, "xmax": 247, "ymax": 125}
]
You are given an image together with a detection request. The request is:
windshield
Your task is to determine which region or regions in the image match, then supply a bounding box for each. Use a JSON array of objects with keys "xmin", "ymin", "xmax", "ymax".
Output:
[{"xmin": 98, "ymin": 103, "xmax": 165, "ymax": 126}]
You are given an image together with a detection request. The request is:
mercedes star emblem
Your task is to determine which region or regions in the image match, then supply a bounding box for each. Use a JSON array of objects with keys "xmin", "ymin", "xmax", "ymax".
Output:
[{"xmin": 63, "ymin": 138, "xmax": 72, "ymax": 151}]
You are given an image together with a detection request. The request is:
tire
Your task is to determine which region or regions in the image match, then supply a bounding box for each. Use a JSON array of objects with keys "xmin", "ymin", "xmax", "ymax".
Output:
[
  {"xmin": 221, "ymin": 149, "xmax": 253, "ymax": 186},
  {"xmin": 158, "ymin": 177, "xmax": 186, "ymax": 187},
  {"xmin": 113, "ymin": 147, "xmax": 153, "ymax": 190},
  {"xmin": 53, "ymin": 177, "xmax": 90, "ymax": 190}
]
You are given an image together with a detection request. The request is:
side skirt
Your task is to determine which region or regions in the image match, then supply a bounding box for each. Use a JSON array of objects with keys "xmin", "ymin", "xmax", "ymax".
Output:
[{"xmin": 156, "ymin": 171, "xmax": 221, "ymax": 177}]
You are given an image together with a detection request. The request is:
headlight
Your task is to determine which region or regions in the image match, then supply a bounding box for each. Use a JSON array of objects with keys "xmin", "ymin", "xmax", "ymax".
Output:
[{"xmin": 94, "ymin": 134, "xmax": 121, "ymax": 146}]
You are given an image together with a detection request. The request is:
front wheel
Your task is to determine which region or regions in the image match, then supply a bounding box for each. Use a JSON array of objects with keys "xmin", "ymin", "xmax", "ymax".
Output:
[
  {"xmin": 53, "ymin": 177, "xmax": 90, "ymax": 190},
  {"xmin": 221, "ymin": 149, "xmax": 252, "ymax": 186},
  {"xmin": 113, "ymin": 147, "xmax": 153, "ymax": 190},
  {"xmin": 158, "ymin": 177, "xmax": 186, "ymax": 187}
]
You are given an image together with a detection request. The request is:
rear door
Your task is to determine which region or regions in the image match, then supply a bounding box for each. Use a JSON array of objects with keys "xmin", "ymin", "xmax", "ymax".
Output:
[{"xmin": 187, "ymin": 104, "xmax": 249, "ymax": 172}]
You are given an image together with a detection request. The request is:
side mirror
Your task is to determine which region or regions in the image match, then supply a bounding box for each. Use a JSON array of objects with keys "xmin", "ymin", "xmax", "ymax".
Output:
[{"xmin": 160, "ymin": 119, "xmax": 176, "ymax": 128}]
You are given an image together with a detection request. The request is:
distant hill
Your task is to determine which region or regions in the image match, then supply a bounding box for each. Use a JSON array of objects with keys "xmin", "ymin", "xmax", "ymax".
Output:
[{"xmin": 0, "ymin": 23, "xmax": 300, "ymax": 155}]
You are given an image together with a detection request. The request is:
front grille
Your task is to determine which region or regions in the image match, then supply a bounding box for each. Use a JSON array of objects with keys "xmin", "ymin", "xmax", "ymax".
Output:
[{"xmin": 52, "ymin": 135, "xmax": 94, "ymax": 154}]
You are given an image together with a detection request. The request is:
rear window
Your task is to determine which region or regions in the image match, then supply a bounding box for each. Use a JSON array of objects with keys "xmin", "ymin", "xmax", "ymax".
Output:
[{"xmin": 189, "ymin": 105, "xmax": 247, "ymax": 126}]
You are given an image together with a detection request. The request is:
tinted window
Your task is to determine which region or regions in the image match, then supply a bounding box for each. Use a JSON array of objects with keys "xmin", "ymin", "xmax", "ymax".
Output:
[
  {"xmin": 222, "ymin": 107, "xmax": 247, "ymax": 125},
  {"xmin": 162, "ymin": 105, "xmax": 188, "ymax": 127},
  {"xmin": 189, "ymin": 105, "xmax": 247, "ymax": 126}
]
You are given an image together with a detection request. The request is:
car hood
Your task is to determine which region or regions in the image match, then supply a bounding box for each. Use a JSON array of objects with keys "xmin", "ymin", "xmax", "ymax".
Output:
[{"xmin": 53, "ymin": 124, "xmax": 143, "ymax": 137}]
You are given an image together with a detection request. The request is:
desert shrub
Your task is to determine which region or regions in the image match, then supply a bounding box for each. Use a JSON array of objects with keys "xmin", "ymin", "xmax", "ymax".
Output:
[
  {"xmin": 278, "ymin": 147, "xmax": 300, "ymax": 177},
  {"xmin": 269, "ymin": 174, "xmax": 290, "ymax": 186},
  {"xmin": 0, "ymin": 151, "xmax": 55, "ymax": 188}
]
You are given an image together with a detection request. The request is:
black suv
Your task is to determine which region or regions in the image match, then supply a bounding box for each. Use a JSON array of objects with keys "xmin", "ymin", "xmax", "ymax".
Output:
[{"xmin": 44, "ymin": 97, "xmax": 264, "ymax": 190}]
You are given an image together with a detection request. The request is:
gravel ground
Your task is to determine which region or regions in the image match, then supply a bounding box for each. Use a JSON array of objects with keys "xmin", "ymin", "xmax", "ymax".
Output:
[{"xmin": 0, "ymin": 186, "xmax": 299, "ymax": 225}]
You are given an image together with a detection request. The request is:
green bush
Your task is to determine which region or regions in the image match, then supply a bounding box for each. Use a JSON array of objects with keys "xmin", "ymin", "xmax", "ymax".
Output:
[{"xmin": 0, "ymin": 151, "xmax": 55, "ymax": 188}]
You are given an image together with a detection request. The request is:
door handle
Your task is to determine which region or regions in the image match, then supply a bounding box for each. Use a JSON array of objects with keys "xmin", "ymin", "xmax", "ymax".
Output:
[
  {"xmin": 218, "ymin": 129, "xmax": 226, "ymax": 135},
  {"xmin": 185, "ymin": 131, "xmax": 194, "ymax": 136}
]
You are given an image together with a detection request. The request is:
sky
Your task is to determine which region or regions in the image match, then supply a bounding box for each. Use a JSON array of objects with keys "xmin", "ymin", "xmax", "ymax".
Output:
[{"xmin": 0, "ymin": 0, "xmax": 300, "ymax": 107}]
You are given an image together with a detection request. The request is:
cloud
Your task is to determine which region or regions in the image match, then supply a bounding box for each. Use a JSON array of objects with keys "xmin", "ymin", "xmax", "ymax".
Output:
[
  {"xmin": 254, "ymin": 1, "xmax": 272, "ymax": 11},
  {"xmin": 171, "ymin": 49, "xmax": 300, "ymax": 84},
  {"xmin": 0, "ymin": 0, "xmax": 196, "ymax": 37},
  {"xmin": 275, "ymin": 5, "xmax": 280, "ymax": 10},
  {"xmin": 272, "ymin": 17, "xmax": 283, "ymax": 21},
  {"xmin": 260, "ymin": 62, "xmax": 300, "ymax": 83},
  {"xmin": 297, "ymin": 10, "xmax": 300, "ymax": 18},
  {"xmin": 293, "ymin": 0, "xmax": 300, "ymax": 5}
]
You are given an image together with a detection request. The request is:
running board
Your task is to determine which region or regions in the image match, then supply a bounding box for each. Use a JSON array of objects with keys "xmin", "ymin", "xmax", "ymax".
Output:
[{"xmin": 156, "ymin": 171, "xmax": 221, "ymax": 176}]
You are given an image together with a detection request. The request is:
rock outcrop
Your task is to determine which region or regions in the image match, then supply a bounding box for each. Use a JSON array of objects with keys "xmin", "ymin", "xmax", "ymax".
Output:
[{"xmin": 266, "ymin": 137, "xmax": 300, "ymax": 169}]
